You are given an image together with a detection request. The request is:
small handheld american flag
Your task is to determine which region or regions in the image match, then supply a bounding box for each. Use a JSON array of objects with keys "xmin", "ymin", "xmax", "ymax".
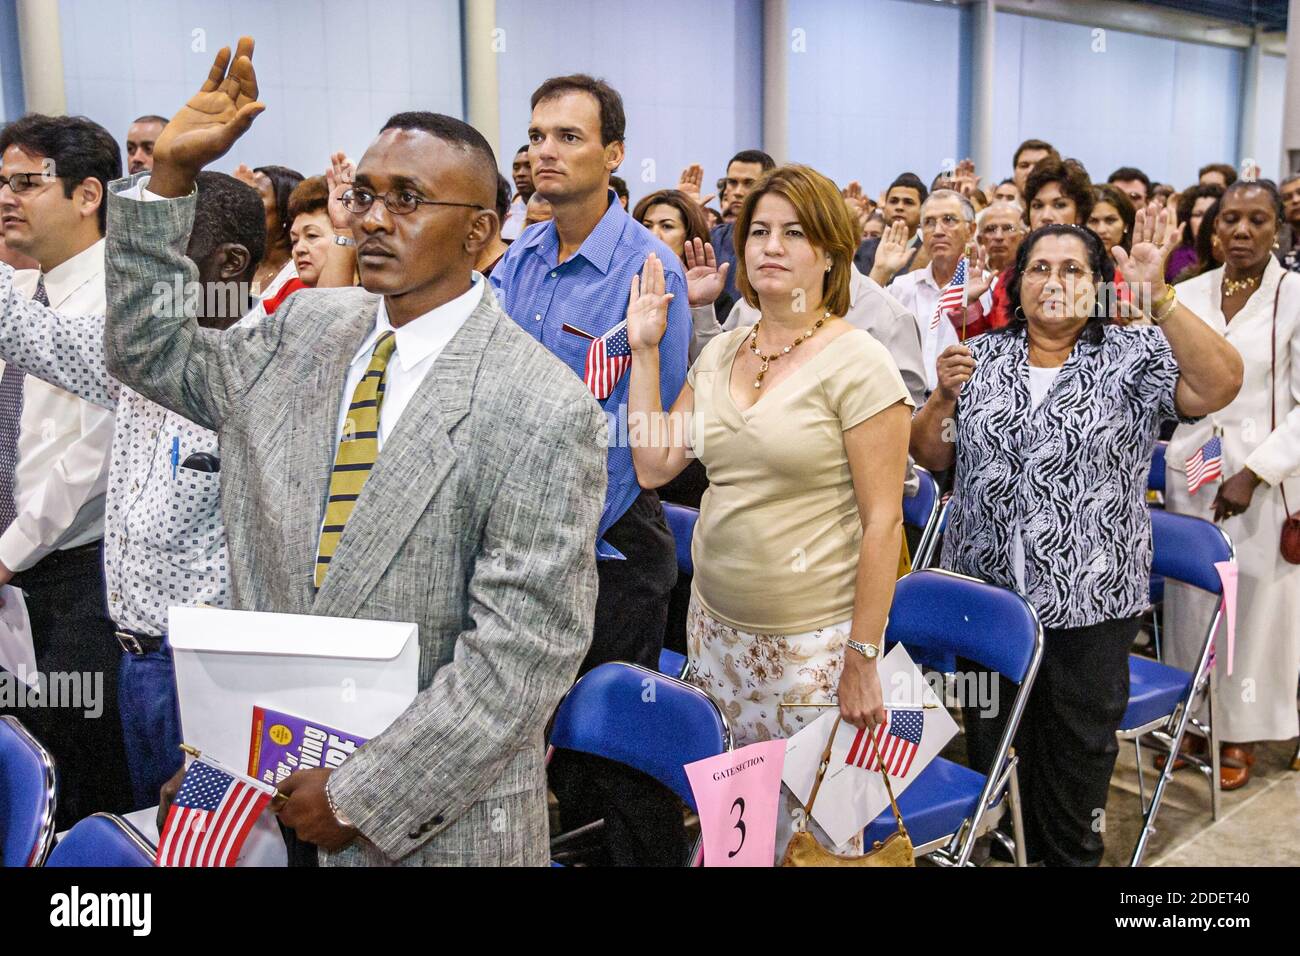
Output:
[
  {"xmin": 1185, "ymin": 434, "xmax": 1224, "ymax": 496},
  {"xmin": 845, "ymin": 708, "xmax": 925, "ymax": 777},
  {"xmin": 155, "ymin": 755, "xmax": 276, "ymax": 867},
  {"xmin": 930, "ymin": 257, "xmax": 968, "ymax": 332},
  {"xmin": 584, "ymin": 320, "xmax": 633, "ymax": 401}
]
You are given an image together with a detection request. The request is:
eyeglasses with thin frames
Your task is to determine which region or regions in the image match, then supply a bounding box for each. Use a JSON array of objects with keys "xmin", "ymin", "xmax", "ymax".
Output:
[{"xmin": 340, "ymin": 186, "xmax": 483, "ymax": 216}]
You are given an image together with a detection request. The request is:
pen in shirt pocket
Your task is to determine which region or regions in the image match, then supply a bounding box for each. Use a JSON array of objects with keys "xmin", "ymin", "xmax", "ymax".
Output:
[{"xmin": 171, "ymin": 436, "xmax": 179, "ymax": 479}]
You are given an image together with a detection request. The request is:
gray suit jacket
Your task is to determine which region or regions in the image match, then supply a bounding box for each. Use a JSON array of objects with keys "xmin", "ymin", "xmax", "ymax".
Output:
[{"xmin": 102, "ymin": 181, "xmax": 608, "ymax": 866}]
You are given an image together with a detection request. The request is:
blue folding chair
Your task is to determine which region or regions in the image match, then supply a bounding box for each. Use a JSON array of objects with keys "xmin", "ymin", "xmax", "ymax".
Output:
[
  {"xmin": 869, "ymin": 569, "xmax": 1043, "ymax": 865},
  {"xmin": 903, "ymin": 467, "xmax": 941, "ymax": 570},
  {"xmin": 662, "ymin": 502, "xmax": 697, "ymax": 577},
  {"xmin": 45, "ymin": 813, "xmax": 155, "ymax": 867},
  {"xmin": 660, "ymin": 502, "xmax": 700, "ymax": 679},
  {"xmin": 547, "ymin": 661, "xmax": 731, "ymax": 866},
  {"xmin": 0, "ymin": 714, "xmax": 57, "ymax": 867},
  {"xmin": 916, "ymin": 494, "xmax": 952, "ymax": 571},
  {"xmin": 1119, "ymin": 507, "xmax": 1233, "ymax": 867}
]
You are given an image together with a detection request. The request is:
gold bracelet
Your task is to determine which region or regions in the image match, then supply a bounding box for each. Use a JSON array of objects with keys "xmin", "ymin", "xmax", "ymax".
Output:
[{"xmin": 1150, "ymin": 285, "xmax": 1177, "ymax": 324}]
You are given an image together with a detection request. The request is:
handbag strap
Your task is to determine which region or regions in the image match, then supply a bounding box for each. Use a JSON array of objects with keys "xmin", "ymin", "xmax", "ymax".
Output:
[
  {"xmin": 1272, "ymin": 276, "xmax": 1294, "ymax": 519},
  {"xmin": 802, "ymin": 716, "xmax": 909, "ymax": 835}
]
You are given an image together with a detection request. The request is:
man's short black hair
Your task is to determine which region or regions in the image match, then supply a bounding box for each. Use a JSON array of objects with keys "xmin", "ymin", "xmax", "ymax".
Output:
[
  {"xmin": 609, "ymin": 174, "xmax": 629, "ymax": 203},
  {"xmin": 189, "ymin": 171, "xmax": 266, "ymax": 281},
  {"xmin": 380, "ymin": 111, "xmax": 499, "ymax": 202},
  {"xmin": 515, "ymin": 144, "xmax": 529, "ymax": 157},
  {"xmin": 0, "ymin": 113, "xmax": 122, "ymax": 234},
  {"xmin": 531, "ymin": 74, "xmax": 625, "ymax": 146},
  {"xmin": 495, "ymin": 172, "xmax": 511, "ymax": 221},
  {"xmin": 132, "ymin": 115, "xmax": 169, "ymax": 127},
  {"xmin": 887, "ymin": 172, "xmax": 928, "ymax": 205},
  {"xmin": 728, "ymin": 149, "xmax": 776, "ymax": 172},
  {"xmin": 1107, "ymin": 166, "xmax": 1151, "ymax": 191}
]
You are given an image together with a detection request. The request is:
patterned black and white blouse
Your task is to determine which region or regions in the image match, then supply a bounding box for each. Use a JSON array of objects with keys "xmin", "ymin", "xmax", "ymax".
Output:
[{"xmin": 940, "ymin": 323, "xmax": 1193, "ymax": 629}]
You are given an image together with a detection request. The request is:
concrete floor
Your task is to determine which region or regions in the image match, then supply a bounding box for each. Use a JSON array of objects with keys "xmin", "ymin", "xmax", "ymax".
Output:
[{"xmin": 1105, "ymin": 739, "xmax": 1299, "ymax": 867}]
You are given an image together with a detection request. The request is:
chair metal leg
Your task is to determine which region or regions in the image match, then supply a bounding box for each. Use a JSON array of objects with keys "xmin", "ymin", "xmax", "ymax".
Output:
[
  {"xmin": 1130, "ymin": 705, "xmax": 1196, "ymax": 866},
  {"xmin": 1008, "ymin": 756, "xmax": 1027, "ymax": 868},
  {"xmin": 1208, "ymin": 673, "xmax": 1222, "ymax": 820},
  {"xmin": 1133, "ymin": 737, "xmax": 1148, "ymax": 813}
]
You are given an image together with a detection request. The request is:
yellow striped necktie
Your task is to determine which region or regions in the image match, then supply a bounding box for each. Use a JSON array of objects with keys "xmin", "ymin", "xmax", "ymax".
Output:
[{"xmin": 315, "ymin": 330, "xmax": 398, "ymax": 588}]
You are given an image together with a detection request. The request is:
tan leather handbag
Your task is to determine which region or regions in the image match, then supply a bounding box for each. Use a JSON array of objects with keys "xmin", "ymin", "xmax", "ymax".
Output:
[{"xmin": 780, "ymin": 717, "xmax": 915, "ymax": 867}]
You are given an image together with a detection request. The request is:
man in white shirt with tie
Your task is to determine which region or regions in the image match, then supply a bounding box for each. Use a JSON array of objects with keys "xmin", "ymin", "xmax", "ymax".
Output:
[
  {"xmin": 0, "ymin": 114, "xmax": 129, "ymax": 828},
  {"xmin": 886, "ymin": 189, "xmax": 974, "ymax": 395}
]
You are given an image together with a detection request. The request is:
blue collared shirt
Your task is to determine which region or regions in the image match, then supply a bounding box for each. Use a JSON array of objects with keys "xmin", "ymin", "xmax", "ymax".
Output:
[
  {"xmin": 710, "ymin": 220, "xmax": 740, "ymax": 306},
  {"xmin": 490, "ymin": 191, "xmax": 691, "ymax": 558}
]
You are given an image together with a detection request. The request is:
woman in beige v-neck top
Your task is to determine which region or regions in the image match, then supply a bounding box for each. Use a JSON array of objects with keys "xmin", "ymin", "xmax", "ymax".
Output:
[{"xmin": 625, "ymin": 167, "xmax": 912, "ymax": 854}]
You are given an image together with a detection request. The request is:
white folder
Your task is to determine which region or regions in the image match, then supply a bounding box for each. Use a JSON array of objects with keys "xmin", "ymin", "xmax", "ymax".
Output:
[{"xmin": 169, "ymin": 606, "xmax": 420, "ymax": 774}]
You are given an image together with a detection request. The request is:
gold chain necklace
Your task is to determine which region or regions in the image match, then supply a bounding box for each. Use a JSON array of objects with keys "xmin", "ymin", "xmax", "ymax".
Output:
[
  {"xmin": 1222, "ymin": 273, "xmax": 1260, "ymax": 296},
  {"xmin": 747, "ymin": 310, "xmax": 830, "ymax": 389}
]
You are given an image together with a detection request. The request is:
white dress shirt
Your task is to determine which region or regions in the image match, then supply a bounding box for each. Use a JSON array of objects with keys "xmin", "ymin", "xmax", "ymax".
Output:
[
  {"xmin": 500, "ymin": 194, "xmax": 528, "ymax": 242},
  {"xmin": 335, "ymin": 275, "xmax": 485, "ymax": 448},
  {"xmin": 3, "ymin": 241, "xmax": 115, "ymax": 571},
  {"xmin": 887, "ymin": 261, "xmax": 961, "ymax": 394}
]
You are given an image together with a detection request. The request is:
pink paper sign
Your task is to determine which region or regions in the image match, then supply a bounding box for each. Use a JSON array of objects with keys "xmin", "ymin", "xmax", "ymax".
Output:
[
  {"xmin": 684, "ymin": 739, "xmax": 786, "ymax": 867},
  {"xmin": 1214, "ymin": 560, "xmax": 1238, "ymax": 676}
]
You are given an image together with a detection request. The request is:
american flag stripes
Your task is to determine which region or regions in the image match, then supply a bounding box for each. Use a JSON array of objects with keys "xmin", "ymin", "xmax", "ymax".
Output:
[
  {"xmin": 1185, "ymin": 434, "xmax": 1224, "ymax": 496},
  {"xmin": 155, "ymin": 758, "xmax": 274, "ymax": 867},
  {"xmin": 845, "ymin": 709, "xmax": 925, "ymax": 777},
  {"xmin": 584, "ymin": 319, "xmax": 633, "ymax": 401},
  {"xmin": 929, "ymin": 257, "xmax": 968, "ymax": 332}
]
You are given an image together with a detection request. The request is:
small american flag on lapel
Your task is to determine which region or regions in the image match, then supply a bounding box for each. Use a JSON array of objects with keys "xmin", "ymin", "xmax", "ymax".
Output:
[
  {"xmin": 845, "ymin": 708, "xmax": 925, "ymax": 777},
  {"xmin": 155, "ymin": 757, "xmax": 274, "ymax": 867},
  {"xmin": 584, "ymin": 319, "xmax": 633, "ymax": 401},
  {"xmin": 930, "ymin": 257, "xmax": 968, "ymax": 332},
  {"xmin": 1185, "ymin": 434, "xmax": 1224, "ymax": 496}
]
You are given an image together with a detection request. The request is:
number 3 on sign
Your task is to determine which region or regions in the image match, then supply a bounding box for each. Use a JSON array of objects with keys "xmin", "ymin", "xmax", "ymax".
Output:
[
  {"xmin": 683, "ymin": 739, "xmax": 786, "ymax": 866},
  {"xmin": 729, "ymin": 797, "xmax": 746, "ymax": 858}
]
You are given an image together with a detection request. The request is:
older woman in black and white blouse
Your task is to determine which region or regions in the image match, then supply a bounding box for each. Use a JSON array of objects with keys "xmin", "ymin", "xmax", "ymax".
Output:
[{"xmin": 911, "ymin": 210, "xmax": 1242, "ymax": 866}]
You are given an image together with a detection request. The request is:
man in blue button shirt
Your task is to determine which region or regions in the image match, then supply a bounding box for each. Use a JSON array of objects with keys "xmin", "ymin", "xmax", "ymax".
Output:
[
  {"xmin": 710, "ymin": 149, "xmax": 775, "ymax": 318},
  {"xmin": 491, "ymin": 74, "xmax": 691, "ymax": 865}
]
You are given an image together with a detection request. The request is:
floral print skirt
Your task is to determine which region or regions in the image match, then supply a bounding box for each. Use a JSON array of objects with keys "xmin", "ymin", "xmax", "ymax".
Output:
[{"xmin": 685, "ymin": 593, "xmax": 862, "ymax": 859}]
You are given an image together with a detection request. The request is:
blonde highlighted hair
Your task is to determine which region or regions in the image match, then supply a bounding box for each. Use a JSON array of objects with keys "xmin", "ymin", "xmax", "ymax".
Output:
[{"xmin": 733, "ymin": 164, "xmax": 857, "ymax": 317}]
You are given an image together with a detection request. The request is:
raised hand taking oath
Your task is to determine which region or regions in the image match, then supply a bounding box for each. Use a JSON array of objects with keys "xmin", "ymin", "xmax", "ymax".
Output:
[
  {"xmin": 869, "ymin": 219, "xmax": 913, "ymax": 286},
  {"xmin": 149, "ymin": 36, "xmax": 266, "ymax": 199},
  {"xmin": 683, "ymin": 237, "xmax": 729, "ymax": 307},
  {"xmin": 675, "ymin": 163, "xmax": 716, "ymax": 208}
]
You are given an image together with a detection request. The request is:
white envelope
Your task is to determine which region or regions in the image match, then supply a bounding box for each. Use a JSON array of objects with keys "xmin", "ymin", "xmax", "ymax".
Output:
[{"xmin": 169, "ymin": 606, "xmax": 419, "ymax": 774}]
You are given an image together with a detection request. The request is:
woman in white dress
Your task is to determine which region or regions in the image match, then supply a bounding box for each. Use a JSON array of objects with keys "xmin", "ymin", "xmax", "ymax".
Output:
[{"xmin": 1165, "ymin": 180, "xmax": 1300, "ymax": 789}]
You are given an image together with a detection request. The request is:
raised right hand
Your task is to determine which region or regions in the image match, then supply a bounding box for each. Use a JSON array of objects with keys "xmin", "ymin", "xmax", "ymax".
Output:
[
  {"xmin": 874, "ymin": 219, "xmax": 913, "ymax": 276},
  {"xmin": 151, "ymin": 37, "xmax": 265, "ymax": 194},
  {"xmin": 936, "ymin": 344, "xmax": 976, "ymax": 402},
  {"xmin": 674, "ymin": 163, "xmax": 715, "ymax": 207},
  {"xmin": 626, "ymin": 253, "xmax": 674, "ymax": 352},
  {"xmin": 325, "ymin": 151, "xmax": 356, "ymax": 233}
]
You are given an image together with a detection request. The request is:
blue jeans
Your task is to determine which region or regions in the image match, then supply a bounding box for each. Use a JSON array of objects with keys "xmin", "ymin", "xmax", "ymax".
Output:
[{"xmin": 118, "ymin": 643, "xmax": 183, "ymax": 810}]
